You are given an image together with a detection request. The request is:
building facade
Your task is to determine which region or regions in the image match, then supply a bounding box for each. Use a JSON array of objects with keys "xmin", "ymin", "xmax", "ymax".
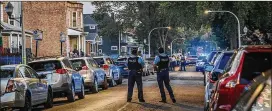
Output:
[{"xmin": 23, "ymin": 1, "xmax": 86, "ymax": 57}]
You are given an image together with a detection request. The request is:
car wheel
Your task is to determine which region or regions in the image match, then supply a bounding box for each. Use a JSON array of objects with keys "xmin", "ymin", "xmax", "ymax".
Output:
[
  {"xmin": 204, "ymin": 74, "xmax": 206, "ymax": 86},
  {"xmin": 78, "ymin": 82, "xmax": 85, "ymax": 99},
  {"xmin": 44, "ymin": 88, "xmax": 53, "ymax": 108},
  {"xmin": 20, "ymin": 92, "xmax": 31, "ymax": 111},
  {"xmin": 117, "ymin": 76, "xmax": 123, "ymax": 85},
  {"xmin": 101, "ymin": 76, "xmax": 108, "ymax": 90},
  {"xmin": 91, "ymin": 78, "xmax": 99, "ymax": 93},
  {"xmin": 67, "ymin": 83, "xmax": 75, "ymax": 102}
]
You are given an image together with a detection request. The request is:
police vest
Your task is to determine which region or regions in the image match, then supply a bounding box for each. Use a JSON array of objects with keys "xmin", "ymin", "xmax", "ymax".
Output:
[
  {"xmin": 127, "ymin": 57, "xmax": 142, "ymax": 70},
  {"xmin": 157, "ymin": 55, "xmax": 169, "ymax": 70}
]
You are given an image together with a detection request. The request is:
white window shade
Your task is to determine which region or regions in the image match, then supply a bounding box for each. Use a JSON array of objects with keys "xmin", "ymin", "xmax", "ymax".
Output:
[{"xmin": 111, "ymin": 46, "xmax": 118, "ymax": 50}]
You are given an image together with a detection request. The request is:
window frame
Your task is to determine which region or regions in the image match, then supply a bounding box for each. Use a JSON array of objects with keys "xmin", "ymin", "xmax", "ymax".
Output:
[
  {"xmin": 89, "ymin": 25, "xmax": 95, "ymax": 29},
  {"xmin": 8, "ymin": 14, "xmax": 15, "ymax": 26},
  {"xmin": 98, "ymin": 38, "xmax": 102, "ymax": 45},
  {"xmin": 98, "ymin": 49, "xmax": 102, "ymax": 54},
  {"xmin": 72, "ymin": 11, "xmax": 77, "ymax": 28},
  {"xmin": 111, "ymin": 46, "xmax": 118, "ymax": 50}
]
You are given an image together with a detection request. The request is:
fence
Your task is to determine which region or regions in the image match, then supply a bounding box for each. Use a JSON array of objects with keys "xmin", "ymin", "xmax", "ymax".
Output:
[{"xmin": 0, "ymin": 48, "xmax": 32, "ymax": 65}]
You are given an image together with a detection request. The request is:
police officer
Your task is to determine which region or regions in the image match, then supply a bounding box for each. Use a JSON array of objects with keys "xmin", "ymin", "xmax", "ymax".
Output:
[
  {"xmin": 127, "ymin": 49, "xmax": 145, "ymax": 102},
  {"xmin": 154, "ymin": 47, "xmax": 176, "ymax": 103},
  {"xmin": 180, "ymin": 55, "xmax": 186, "ymax": 71}
]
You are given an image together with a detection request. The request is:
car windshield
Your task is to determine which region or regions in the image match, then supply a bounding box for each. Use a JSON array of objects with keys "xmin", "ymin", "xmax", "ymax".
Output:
[
  {"xmin": 94, "ymin": 58, "xmax": 105, "ymax": 65},
  {"xmin": 217, "ymin": 53, "xmax": 233, "ymax": 70},
  {"xmin": 211, "ymin": 52, "xmax": 222, "ymax": 64},
  {"xmin": 70, "ymin": 59, "xmax": 87, "ymax": 68},
  {"xmin": 240, "ymin": 52, "xmax": 272, "ymax": 84},
  {"xmin": 0, "ymin": 67, "xmax": 15, "ymax": 78},
  {"xmin": 28, "ymin": 60, "xmax": 62, "ymax": 71}
]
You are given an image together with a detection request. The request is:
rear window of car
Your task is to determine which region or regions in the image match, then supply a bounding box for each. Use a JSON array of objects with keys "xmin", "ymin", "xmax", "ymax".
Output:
[
  {"xmin": 207, "ymin": 52, "xmax": 217, "ymax": 62},
  {"xmin": 62, "ymin": 59, "xmax": 74, "ymax": 69},
  {"xmin": 0, "ymin": 67, "xmax": 15, "ymax": 78},
  {"xmin": 87, "ymin": 59, "xmax": 99, "ymax": 68},
  {"xmin": 28, "ymin": 60, "xmax": 62, "ymax": 71},
  {"xmin": 70, "ymin": 59, "xmax": 86, "ymax": 68},
  {"xmin": 94, "ymin": 58, "xmax": 105, "ymax": 65},
  {"xmin": 218, "ymin": 53, "xmax": 233, "ymax": 70},
  {"xmin": 240, "ymin": 52, "xmax": 272, "ymax": 84}
]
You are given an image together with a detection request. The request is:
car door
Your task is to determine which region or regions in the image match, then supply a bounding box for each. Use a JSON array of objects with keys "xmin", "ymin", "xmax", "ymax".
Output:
[
  {"xmin": 63, "ymin": 58, "xmax": 82, "ymax": 91},
  {"xmin": 89, "ymin": 59, "xmax": 104, "ymax": 83},
  {"xmin": 18, "ymin": 66, "xmax": 40, "ymax": 104},
  {"xmin": 26, "ymin": 66, "xmax": 48, "ymax": 102}
]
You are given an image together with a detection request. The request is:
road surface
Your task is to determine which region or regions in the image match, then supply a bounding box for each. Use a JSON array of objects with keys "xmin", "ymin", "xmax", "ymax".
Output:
[{"xmin": 36, "ymin": 67, "xmax": 204, "ymax": 111}]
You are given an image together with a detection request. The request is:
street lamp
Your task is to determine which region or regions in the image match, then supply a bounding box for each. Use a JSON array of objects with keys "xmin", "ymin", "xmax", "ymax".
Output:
[
  {"xmin": 60, "ymin": 32, "xmax": 66, "ymax": 56},
  {"xmin": 171, "ymin": 38, "xmax": 185, "ymax": 56},
  {"xmin": 5, "ymin": 2, "xmax": 26, "ymax": 64},
  {"xmin": 148, "ymin": 26, "xmax": 171, "ymax": 58},
  {"xmin": 205, "ymin": 10, "xmax": 241, "ymax": 48}
]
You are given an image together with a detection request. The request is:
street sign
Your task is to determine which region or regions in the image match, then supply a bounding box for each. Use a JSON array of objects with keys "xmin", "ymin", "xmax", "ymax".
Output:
[
  {"xmin": 33, "ymin": 30, "xmax": 43, "ymax": 40},
  {"xmin": 60, "ymin": 32, "xmax": 66, "ymax": 42}
]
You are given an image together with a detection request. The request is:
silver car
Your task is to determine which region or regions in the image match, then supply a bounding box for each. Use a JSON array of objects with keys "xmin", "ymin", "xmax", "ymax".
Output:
[
  {"xmin": 70, "ymin": 57, "xmax": 108, "ymax": 93},
  {"xmin": 0, "ymin": 64, "xmax": 53, "ymax": 110},
  {"xmin": 144, "ymin": 58, "xmax": 155, "ymax": 76},
  {"xmin": 28, "ymin": 57, "xmax": 85, "ymax": 102}
]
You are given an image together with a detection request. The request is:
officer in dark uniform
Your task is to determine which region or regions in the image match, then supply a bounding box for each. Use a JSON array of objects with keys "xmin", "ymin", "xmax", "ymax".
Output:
[
  {"xmin": 180, "ymin": 55, "xmax": 186, "ymax": 71},
  {"xmin": 127, "ymin": 49, "xmax": 145, "ymax": 102},
  {"xmin": 153, "ymin": 47, "xmax": 176, "ymax": 103}
]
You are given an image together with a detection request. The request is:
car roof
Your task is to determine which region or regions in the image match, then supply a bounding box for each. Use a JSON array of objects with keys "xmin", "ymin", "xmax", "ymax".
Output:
[
  {"xmin": 0, "ymin": 64, "xmax": 20, "ymax": 68},
  {"xmin": 241, "ymin": 45, "xmax": 272, "ymax": 50},
  {"xmin": 70, "ymin": 57, "xmax": 92, "ymax": 60},
  {"xmin": 93, "ymin": 56, "xmax": 110, "ymax": 58},
  {"xmin": 29, "ymin": 57, "xmax": 67, "ymax": 63}
]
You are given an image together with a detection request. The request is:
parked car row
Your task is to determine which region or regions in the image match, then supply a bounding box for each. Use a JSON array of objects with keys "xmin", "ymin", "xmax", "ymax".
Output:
[
  {"xmin": 0, "ymin": 56, "xmax": 123, "ymax": 110},
  {"xmin": 203, "ymin": 45, "xmax": 272, "ymax": 111}
]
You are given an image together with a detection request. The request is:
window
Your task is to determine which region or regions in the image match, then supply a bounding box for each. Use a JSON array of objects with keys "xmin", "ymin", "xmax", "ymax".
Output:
[
  {"xmin": 72, "ymin": 12, "xmax": 77, "ymax": 27},
  {"xmin": 93, "ymin": 58, "xmax": 104, "ymax": 65},
  {"xmin": 19, "ymin": 66, "xmax": 34, "ymax": 78},
  {"xmin": 70, "ymin": 59, "xmax": 87, "ymax": 68},
  {"xmin": 121, "ymin": 46, "xmax": 126, "ymax": 52},
  {"xmin": 99, "ymin": 49, "xmax": 102, "ymax": 54},
  {"xmin": 8, "ymin": 14, "xmax": 15, "ymax": 25},
  {"xmin": 87, "ymin": 59, "xmax": 98, "ymax": 68},
  {"xmin": 26, "ymin": 67, "xmax": 38, "ymax": 78},
  {"xmin": 28, "ymin": 60, "xmax": 62, "ymax": 71},
  {"xmin": 218, "ymin": 53, "xmax": 233, "ymax": 70},
  {"xmin": 62, "ymin": 59, "xmax": 74, "ymax": 69},
  {"xmin": 111, "ymin": 46, "xmax": 118, "ymax": 50},
  {"xmin": 0, "ymin": 67, "xmax": 15, "ymax": 78},
  {"xmin": 89, "ymin": 25, "xmax": 95, "ymax": 29},
  {"xmin": 98, "ymin": 38, "xmax": 102, "ymax": 45}
]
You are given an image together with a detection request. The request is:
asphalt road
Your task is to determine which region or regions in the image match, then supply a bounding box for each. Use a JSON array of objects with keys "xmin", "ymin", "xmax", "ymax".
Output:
[{"xmin": 34, "ymin": 66, "xmax": 204, "ymax": 111}]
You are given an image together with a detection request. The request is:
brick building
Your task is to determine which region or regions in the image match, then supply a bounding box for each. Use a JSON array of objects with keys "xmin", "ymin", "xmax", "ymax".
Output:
[{"xmin": 23, "ymin": 1, "xmax": 86, "ymax": 57}]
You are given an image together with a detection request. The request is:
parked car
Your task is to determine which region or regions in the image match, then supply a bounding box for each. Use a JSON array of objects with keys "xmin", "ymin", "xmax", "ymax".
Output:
[
  {"xmin": 204, "ymin": 51, "xmax": 234, "ymax": 110},
  {"xmin": 28, "ymin": 57, "xmax": 85, "ymax": 102},
  {"xmin": 209, "ymin": 45, "xmax": 272, "ymax": 111},
  {"xmin": 196, "ymin": 56, "xmax": 208, "ymax": 72},
  {"xmin": 93, "ymin": 56, "xmax": 122, "ymax": 86},
  {"xmin": 70, "ymin": 57, "xmax": 108, "ymax": 93},
  {"xmin": 115, "ymin": 57, "xmax": 129, "ymax": 77},
  {"xmin": 203, "ymin": 51, "xmax": 222, "ymax": 86},
  {"xmin": 232, "ymin": 69, "xmax": 271, "ymax": 111},
  {"xmin": 0, "ymin": 64, "xmax": 53, "ymax": 110},
  {"xmin": 185, "ymin": 55, "xmax": 198, "ymax": 65},
  {"xmin": 144, "ymin": 57, "xmax": 155, "ymax": 75}
]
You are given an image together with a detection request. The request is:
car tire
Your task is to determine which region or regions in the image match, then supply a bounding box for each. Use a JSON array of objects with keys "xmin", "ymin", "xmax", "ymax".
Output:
[
  {"xmin": 78, "ymin": 82, "xmax": 85, "ymax": 99},
  {"xmin": 204, "ymin": 74, "xmax": 206, "ymax": 86},
  {"xmin": 116, "ymin": 76, "xmax": 123, "ymax": 85},
  {"xmin": 67, "ymin": 83, "xmax": 76, "ymax": 102},
  {"xmin": 91, "ymin": 78, "xmax": 99, "ymax": 93},
  {"xmin": 20, "ymin": 92, "xmax": 31, "ymax": 111},
  {"xmin": 101, "ymin": 76, "xmax": 108, "ymax": 90},
  {"xmin": 44, "ymin": 88, "xmax": 53, "ymax": 108}
]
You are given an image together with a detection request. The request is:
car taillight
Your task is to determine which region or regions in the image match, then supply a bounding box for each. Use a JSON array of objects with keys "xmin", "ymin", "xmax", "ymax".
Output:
[
  {"xmin": 56, "ymin": 69, "xmax": 67, "ymax": 74},
  {"xmin": 82, "ymin": 66, "xmax": 89, "ymax": 70},
  {"xmin": 5, "ymin": 79, "xmax": 15, "ymax": 93},
  {"xmin": 225, "ymin": 79, "xmax": 237, "ymax": 88},
  {"xmin": 103, "ymin": 64, "xmax": 109, "ymax": 70}
]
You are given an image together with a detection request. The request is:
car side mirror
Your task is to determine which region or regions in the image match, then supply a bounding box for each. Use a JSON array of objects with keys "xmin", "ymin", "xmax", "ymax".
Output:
[
  {"xmin": 205, "ymin": 65, "xmax": 214, "ymax": 72},
  {"xmin": 38, "ymin": 74, "xmax": 46, "ymax": 79}
]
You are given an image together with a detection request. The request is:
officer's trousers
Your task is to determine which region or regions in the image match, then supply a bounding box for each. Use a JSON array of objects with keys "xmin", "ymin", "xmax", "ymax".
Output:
[
  {"xmin": 157, "ymin": 69, "xmax": 175, "ymax": 101},
  {"xmin": 127, "ymin": 70, "xmax": 144, "ymax": 100}
]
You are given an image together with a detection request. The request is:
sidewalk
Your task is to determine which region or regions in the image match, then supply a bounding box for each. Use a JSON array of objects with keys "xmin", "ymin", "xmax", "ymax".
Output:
[{"xmin": 170, "ymin": 71, "xmax": 204, "ymax": 80}]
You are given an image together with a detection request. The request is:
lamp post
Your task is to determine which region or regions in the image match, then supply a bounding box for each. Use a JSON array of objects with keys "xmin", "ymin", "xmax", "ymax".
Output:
[
  {"xmin": 205, "ymin": 10, "xmax": 241, "ymax": 48},
  {"xmin": 171, "ymin": 38, "xmax": 185, "ymax": 56},
  {"xmin": 5, "ymin": 2, "xmax": 26, "ymax": 64},
  {"xmin": 148, "ymin": 26, "xmax": 171, "ymax": 58},
  {"xmin": 60, "ymin": 32, "xmax": 66, "ymax": 56}
]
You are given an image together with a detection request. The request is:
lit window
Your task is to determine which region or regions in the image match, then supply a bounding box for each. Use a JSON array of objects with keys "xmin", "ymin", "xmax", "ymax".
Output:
[
  {"xmin": 98, "ymin": 38, "xmax": 102, "ymax": 45},
  {"xmin": 121, "ymin": 46, "xmax": 127, "ymax": 52},
  {"xmin": 111, "ymin": 46, "xmax": 118, "ymax": 50},
  {"xmin": 99, "ymin": 49, "xmax": 102, "ymax": 54},
  {"xmin": 72, "ymin": 12, "xmax": 77, "ymax": 27}
]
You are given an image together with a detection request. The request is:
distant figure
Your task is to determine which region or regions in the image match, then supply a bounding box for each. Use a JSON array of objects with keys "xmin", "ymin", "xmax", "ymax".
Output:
[
  {"xmin": 73, "ymin": 48, "xmax": 79, "ymax": 56},
  {"xmin": 80, "ymin": 50, "xmax": 84, "ymax": 57}
]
